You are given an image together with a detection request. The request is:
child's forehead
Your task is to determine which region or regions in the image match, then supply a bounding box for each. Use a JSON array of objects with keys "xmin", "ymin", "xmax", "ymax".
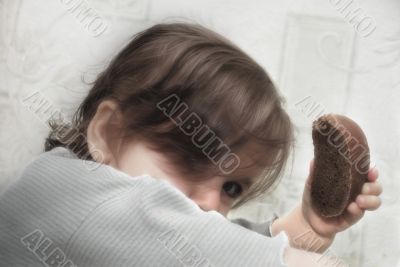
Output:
[
  {"xmin": 221, "ymin": 160, "xmax": 264, "ymax": 183},
  {"xmin": 230, "ymin": 145, "xmax": 271, "ymax": 176}
]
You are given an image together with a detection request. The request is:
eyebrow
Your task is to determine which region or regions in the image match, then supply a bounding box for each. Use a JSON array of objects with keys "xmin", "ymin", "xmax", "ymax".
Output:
[
  {"xmin": 222, "ymin": 173, "xmax": 257, "ymax": 189},
  {"xmin": 237, "ymin": 176, "xmax": 255, "ymax": 189}
]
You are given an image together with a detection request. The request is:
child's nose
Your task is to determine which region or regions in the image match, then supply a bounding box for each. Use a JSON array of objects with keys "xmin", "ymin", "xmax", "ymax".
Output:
[{"xmin": 192, "ymin": 188, "xmax": 222, "ymax": 212}]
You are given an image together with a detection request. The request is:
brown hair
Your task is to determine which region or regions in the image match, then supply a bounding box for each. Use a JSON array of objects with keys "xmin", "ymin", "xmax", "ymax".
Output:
[{"xmin": 44, "ymin": 22, "xmax": 294, "ymax": 209}]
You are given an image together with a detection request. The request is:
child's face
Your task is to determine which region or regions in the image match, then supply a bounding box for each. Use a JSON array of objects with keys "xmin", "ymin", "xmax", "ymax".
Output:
[
  {"xmin": 109, "ymin": 141, "xmax": 254, "ymax": 217},
  {"xmin": 87, "ymin": 100, "xmax": 256, "ymax": 217}
]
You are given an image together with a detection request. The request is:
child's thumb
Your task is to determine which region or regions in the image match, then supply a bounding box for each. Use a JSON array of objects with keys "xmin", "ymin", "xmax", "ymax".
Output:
[
  {"xmin": 306, "ymin": 158, "xmax": 315, "ymax": 188},
  {"xmin": 303, "ymin": 158, "xmax": 315, "ymax": 204}
]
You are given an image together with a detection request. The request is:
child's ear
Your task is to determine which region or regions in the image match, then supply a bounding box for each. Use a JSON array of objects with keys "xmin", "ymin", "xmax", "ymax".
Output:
[{"xmin": 87, "ymin": 99, "xmax": 123, "ymax": 166}]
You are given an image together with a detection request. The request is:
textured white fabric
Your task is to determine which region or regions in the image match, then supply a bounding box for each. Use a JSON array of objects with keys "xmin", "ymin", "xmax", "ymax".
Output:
[{"xmin": 0, "ymin": 147, "xmax": 289, "ymax": 267}]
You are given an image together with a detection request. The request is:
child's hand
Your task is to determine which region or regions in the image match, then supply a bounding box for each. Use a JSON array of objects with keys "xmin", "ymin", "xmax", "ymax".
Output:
[
  {"xmin": 271, "ymin": 159, "xmax": 382, "ymax": 253},
  {"xmin": 301, "ymin": 159, "xmax": 382, "ymax": 238}
]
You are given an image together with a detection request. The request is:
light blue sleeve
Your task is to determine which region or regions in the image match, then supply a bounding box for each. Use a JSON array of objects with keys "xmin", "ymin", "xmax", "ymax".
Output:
[
  {"xmin": 0, "ymin": 147, "xmax": 289, "ymax": 267},
  {"xmin": 64, "ymin": 175, "xmax": 289, "ymax": 266}
]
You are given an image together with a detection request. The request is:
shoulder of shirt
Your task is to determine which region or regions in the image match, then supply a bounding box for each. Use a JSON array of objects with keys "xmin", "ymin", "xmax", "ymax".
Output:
[
  {"xmin": 13, "ymin": 147, "xmax": 289, "ymax": 266},
  {"xmin": 35, "ymin": 146, "xmax": 205, "ymax": 214}
]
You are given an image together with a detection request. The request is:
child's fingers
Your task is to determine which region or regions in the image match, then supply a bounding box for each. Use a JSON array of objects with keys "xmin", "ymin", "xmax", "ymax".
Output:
[
  {"xmin": 367, "ymin": 167, "xmax": 379, "ymax": 182},
  {"xmin": 361, "ymin": 181, "xmax": 382, "ymax": 196},
  {"xmin": 356, "ymin": 195, "xmax": 381, "ymax": 210},
  {"xmin": 344, "ymin": 202, "xmax": 364, "ymax": 225}
]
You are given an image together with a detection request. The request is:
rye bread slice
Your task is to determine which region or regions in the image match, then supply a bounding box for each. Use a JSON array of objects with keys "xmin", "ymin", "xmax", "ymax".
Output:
[{"xmin": 310, "ymin": 114, "xmax": 370, "ymax": 218}]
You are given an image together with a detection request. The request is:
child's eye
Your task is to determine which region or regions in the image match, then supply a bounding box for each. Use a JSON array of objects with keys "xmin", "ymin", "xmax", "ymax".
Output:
[{"xmin": 223, "ymin": 181, "xmax": 243, "ymax": 198}]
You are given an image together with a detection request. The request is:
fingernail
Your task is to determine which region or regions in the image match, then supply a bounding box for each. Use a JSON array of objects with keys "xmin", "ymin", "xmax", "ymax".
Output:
[
  {"xmin": 363, "ymin": 184, "xmax": 370, "ymax": 194},
  {"xmin": 358, "ymin": 196, "xmax": 365, "ymax": 205},
  {"xmin": 370, "ymin": 162, "xmax": 377, "ymax": 171}
]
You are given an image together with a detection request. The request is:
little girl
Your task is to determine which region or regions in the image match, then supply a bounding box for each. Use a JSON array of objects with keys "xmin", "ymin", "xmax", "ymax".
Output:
[{"xmin": 0, "ymin": 22, "xmax": 382, "ymax": 266}]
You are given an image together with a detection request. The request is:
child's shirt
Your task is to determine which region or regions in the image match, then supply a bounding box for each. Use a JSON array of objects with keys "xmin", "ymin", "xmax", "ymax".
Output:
[{"xmin": 0, "ymin": 147, "xmax": 288, "ymax": 267}]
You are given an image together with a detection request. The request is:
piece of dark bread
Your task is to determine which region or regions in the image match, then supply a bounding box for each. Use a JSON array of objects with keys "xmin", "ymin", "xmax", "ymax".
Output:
[{"xmin": 310, "ymin": 114, "xmax": 370, "ymax": 218}]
